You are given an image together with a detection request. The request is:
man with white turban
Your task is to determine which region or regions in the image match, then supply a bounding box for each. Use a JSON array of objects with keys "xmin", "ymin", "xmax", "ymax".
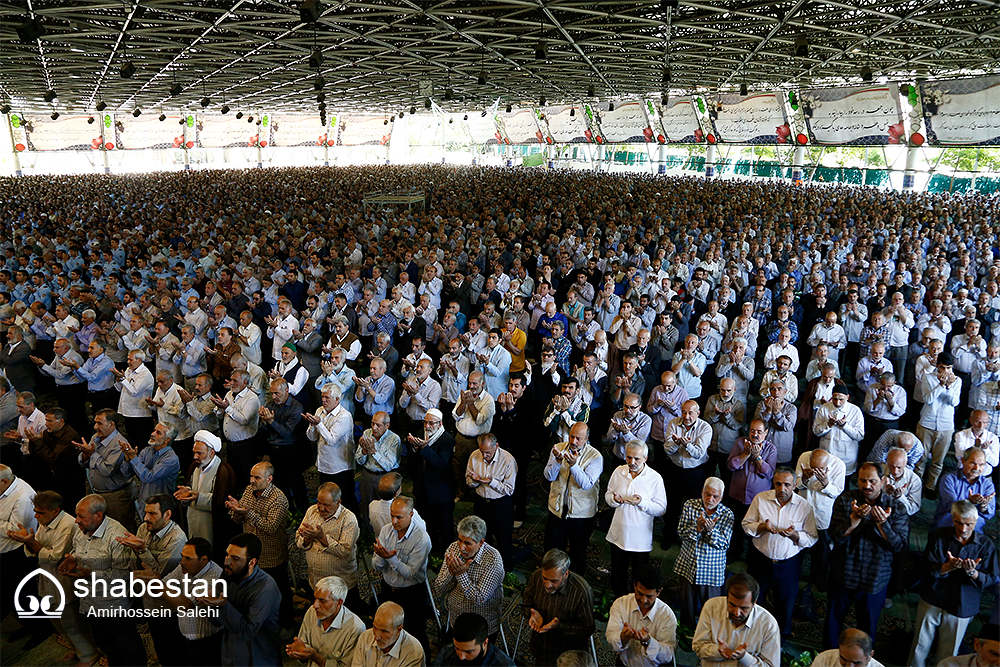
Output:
[{"xmin": 173, "ymin": 430, "xmax": 238, "ymax": 559}]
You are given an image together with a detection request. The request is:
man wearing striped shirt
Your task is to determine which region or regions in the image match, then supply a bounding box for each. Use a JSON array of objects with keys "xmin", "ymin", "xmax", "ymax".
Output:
[
  {"xmin": 306, "ymin": 383, "xmax": 357, "ymax": 515},
  {"xmin": 432, "ymin": 515, "xmax": 505, "ymax": 638},
  {"xmin": 466, "ymin": 433, "xmax": 517, "ymax": 568},
  {"xmin": 295, "ymin": 482, "xmax": 360, "ymax": 609}
]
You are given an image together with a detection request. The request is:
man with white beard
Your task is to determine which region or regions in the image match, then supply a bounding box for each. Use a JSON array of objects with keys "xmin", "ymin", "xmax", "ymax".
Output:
[{"xmin": 173, "ymin": 430, "xmax": 238, "ymax": 560}]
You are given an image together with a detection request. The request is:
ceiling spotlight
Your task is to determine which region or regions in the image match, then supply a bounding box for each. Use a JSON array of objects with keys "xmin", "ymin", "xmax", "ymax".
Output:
[
  {"xmin": 300, "ymin": 0, "xmax": 322, "ymax": 23},
  {"xmin": 96, "ymin": 101, "xmax": 107, "ymax": 112},
  {"xmin": 221, "ymin": 104, "xmax": 230, "ymax": 114},
  {"xmin": 505, "ymin": 105, "xmax": 512, "ymax": 113},
  {"xmin": 535, "ymin": 40, "xmax": 547, "ymax": 61},
  {"xmin": 132, "ymin": 108, "xmax": 141, "ymax": 117},
  {"xmin": 236, "ymin": 111, "xmax": 244, "ymax": 119},
  {"xmin": 256, "ymin": 119, "xmax": 262, "ymax": 125},
  {"xmin": 170, "ymin": 83, "xmax": 183, "ymax": 97},
  {"xmin": 317, "ymin": 92, "xmax": 326, "ymax": 103},
  {"xmin": 87, "ymin": 116, "xmax": 95, "ymax": 124},
  {"xmin": 445, "ymin": 88, "xmax": 453, "ymax": 101},
  {"xmin": 314, "ymin": 76, "xmax": 325, "ymax": 91},
  {"xmin": 179, "ymin": 118, "xmax": 185, "ymax": 125},
  {"xmin": 44, "ymin": 90, "xmax": 57, "ymax": 103},
  {"xmin": 449, "ymin": 118, "xmax": 453, "ymax": 123},
  {"xmin": 661, "ymin": 94, "xmax": 669, "ymax": 106},
  {"xmin": 463, "ymin": 114, "xmax": 468, "ymax": 121},
  {"xmin": 587, "ymin": 85, "xmax": 595, "ymax": 97},
  {"xmin": 662, "ymin": 0, "xmax": 679, "ymax": 9},
  {"xmin": 425, "ymin": 98, "xmax": 432, "ymax": 110},
  {"xmin": 0, "ymin": 104, "xmax": 11, "ymax": 115},
  {"xmin": 539, "ymin": 95, "xmax": 546, "ymax": 106},
  {"xmin": 570, "ymin": 108, "xmax": 575, "ymax": 117},
  {"xmin": 410, "ymin": 106, "xmax": 416, "ymax": 115},
  {"xmin": 795, "ymin": 35, "xmax": 809, "ymax": 58},
  {"xmin": 390, "ymin": 116, "xmax": 395, "ymax": 122},
  {"xmin": 740, "ymin": 83, "xmax": 748, "ymax": 96},
  {"xmin": 309, "ymin": 50, "xmax": 324, "ymax": 68},
  {"xmin": 158, "ymin": 114, "xmax": 166, "ymax": 122},
  {"xmin": 16, "ymin": 17, "xmax": 46, "ymax": 44},
  {"xmin": 50, "ymin": 112, "xmax": 60, "ymax": 120},
  {"xmin": 609, "ymin": 102, "xmax": 614, "ymax": 111},
  {"xmin": 477, "ymin": 73, "xmax": 487, "ymax": 85},
  {"xmin": 200, "ymin": 97, "xmax": 211, "ymax": 108},
  {"xmin": 481, "ymin": 110, "xmax": 488, "ymax": 117},
  {"xmin": 119, "ymin": 62, "xmax": 137, "ymax": 79},
  {"xmin": 247, "ymin": 115, "xmax": 254, "ymax": 123},
  {"xmin": 384, "ymin": 119, "xmax": 388, "ymax": 125},
  {"xmin": 717, "ymin": 100, "xmax": 723, "ymax": 112},
  {"xmin": 662, "ymin": 65, "xmax": 671, "ymax": 87},
  {"xmin": 860, "ymin": 65, "xmax": 873, "ymax": 82}
]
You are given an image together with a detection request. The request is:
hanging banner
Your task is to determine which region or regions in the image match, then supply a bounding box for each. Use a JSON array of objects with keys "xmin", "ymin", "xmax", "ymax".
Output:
[
  {"xmin": 340, "ymin": 115, "xmax": 392, "ymax": 146},
  {"xmin": 118, "ymin": 114, "xmax": 184, "ymax": 149},
  {"xmin": 497, "ymin": 108, "xmax": 543, "ymax": 144},
  {"xmin": 596, "ymin": 100, "xmax": 648, "ymax": 143},
  {"xmin": 581, "ymin": 104, "xmax": 605, "ymax": 144},
  {"xmin": 660, "ymin": 97, "xmax": 702, "ymax": 143},
  {"xmin": 920, "ymin": 76, "xmax": 1000, "ymax": 146},
  {"xmin": 712, "ymin": 92, "xmax": 787, "ymax": 144},
  {"xmin": 408, "ymin": 115, "xmax": 439, "ymax": 147},
  {"xmin": 197, "ymin": 115, "xmax": 259, "ymax": 148},
  {"xmin": 271, "ymin": 114, "xmax": 328, "ymax": 147},
  {"xmin": 19, "ymin": 114, "xmax": 98, "ymax": 151},
  {"xmin": 8, "ymin": 113, "xmax": 28, "ymax": 152},
  {"xmin": 314, "ymin": 115, "xmax": 336, "ymax": 147},
  {"xmin": 543, "ymin": 104, "xmax": 589, "ymax": 143},
  {"xmin": 801, "ymin": 84, "xmax": 904, "ymax": 145},
  {"xmin": 464, "ymin": 112, "xmax": 498, "ymax": 145},
  {"xmin": 641, "ymin": 99, "xmax": 667, "ymax": 144}
]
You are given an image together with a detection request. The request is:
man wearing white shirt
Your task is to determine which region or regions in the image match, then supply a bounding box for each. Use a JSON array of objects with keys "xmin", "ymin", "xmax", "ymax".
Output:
[
  {"xmin": 149, "ymin": 320, "xmax": 182, "ymax": 384},
  {"xmin": 266, "ymin": 298, "xmax": 299, "ymax": 367},
  {"xmin": 236, "ymin": 310, "xmax": 263, "ymax": 366},
  {"xmin": 807, "ymin": 312, "xmax": 847, "ymax": 365},
  {"xmin": 466, "ymin": 433, "xmax": 517, "ymax": 567},
  {"xmin": 605, "ymin": 441, "xmax": 667, "ymax": 597},
  {"xmin": 173, "ymin": 324, "xmax": 208, "ymax": 393},
  {"xmin": 811, "ymin": 629, "xmax": 884, "ymax": 667},
  {"xmin": 883, "ymin": 293, "xmax": 915, "ymax": 379},
  {"xmin": 451, "ymin": 372, "xmax": 495, "ymax": 493},
  {"xmin": 763, "ymin": 328, "xmax": 799, "ymax": 373},
  {"xmin": 883, "ymin": 447, "xmax": 923, "ymax": 516},
  {"xmin": 543, "ymin": 423, "xmax": 603, "ymax": 576},
  {"xmin": 112, "ymin": 349, "xmax": 156, "ymax": 452},
  {"xmin": 0, "ymin": 464, "xmax": 37, "ymax": 625},
  {"xmin": 211, "ymin": 369, "xmax": 259, "ymax": 482},
  {"xmin": 476, "ymin": 329, "xmax": 512, "ymax": 400},
  {"xmin": 606, "ymin": 565, "xmax": 677, "ymax": 667},
  {"xmin": 662, "ymin": 400, "xmax": 712, "ymax": 547},
  {"xmin": 814, "ymin": 387, "xmax": 866, "ymax": 474},
  {"xmin": 856, "ymin": 342, "xmax": 893, "ymax": 395},
  {"xmin": 794, "ymin": 449, "xmax": 846, "ymax": 589},
  {"xmin": 918, "ymin": 353, "xmax": 962, "ymax": 492},
  {"xmin": 305, "ymin": 384, "xmax": 357, "ymax": 516},
  {"xmin": 418, "ymin": 264, "xmax": 443, "ymax": 311},
  {"xmin": 916, "ymin": 299, "xmax": 951, "ymax": 342},
  {"xmin": 314, "ymin": 348, "xmax": 356, "ymax": 417},
  {"xmin": 953, "ymin": 410, "xmax": 1000, "ymax": 477},
  {"xmin": 398, "ymin": 359, "xmax": 441, "ymax": 436},
  {"xmin": 118, "ymin": 315, "xmax": 151, "ymax": 360},
  {"xmin": 742, "ymin": 468, "xmax": 818, "ymax": 637},
  {"xmin": 862, "ymin": 371, "xmax": 907, "ymax": 457},
  {"xmin": 45, "ymin": 304, "xmax": 80, "ymax": 343},
  {"xmin": 691, "ymin": 573, "xmax": 781, "ymax": 667},
  {"xmin": 3, "ymin": 391, "xmax": 46, "ymax": 468}
]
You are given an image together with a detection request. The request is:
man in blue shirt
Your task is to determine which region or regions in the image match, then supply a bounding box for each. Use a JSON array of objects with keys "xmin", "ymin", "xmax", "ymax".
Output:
[
  {"xmin": 933, "ymin": 447, "xmax": 996, "ymax": 533},
  {"xmin": 66, "ymin": 339, "xmax": 118, "ymax": 412},
  {"xmin": 200, "ymin": 533, "xmax": 282, "ymax": 667},
  {"xmin": 121, "ymin": 421, "xmax": 181, "ymax": 510}
]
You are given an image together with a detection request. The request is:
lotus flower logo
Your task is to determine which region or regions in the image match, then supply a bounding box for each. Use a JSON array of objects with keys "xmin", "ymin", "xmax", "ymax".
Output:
[{"xmin": 15, "ymin": 568, "xmax": 66, "ymax": 619}]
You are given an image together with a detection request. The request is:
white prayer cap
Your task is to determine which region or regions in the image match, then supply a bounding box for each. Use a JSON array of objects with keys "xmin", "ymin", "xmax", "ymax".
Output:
[{"xmin": 194, "ymin": 430, "xmax": 222, "ymax": 452}]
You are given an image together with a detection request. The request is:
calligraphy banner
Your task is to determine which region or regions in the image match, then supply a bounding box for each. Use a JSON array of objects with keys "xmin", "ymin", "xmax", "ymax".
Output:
[
  {"xmin": 801, "ymin": 84, "xmax": 903, "ymax": 145},
  {"xmin": 713, "ymin": 93, "xmax": 787, "ymax": 144},
  {"xmin": 497, "ymin": 108, "xmax": 543, "ymax": 144},
  {"xmin": 21, "ymin": 114, "xmax": 97, "ymax": 150},
  {"xmin": 464, "ymin": 112, "xmax": 499, "ymax": 145},
  {"xmin": 340, "ymin": 116, "xmax": 392, "ymax": 146},
  {"xmin": 408, "ymin": 115, "xmax": 440, "ymax": 147},
  {"xmin": 197, "ymin": 115, "xmax": 258, "ymax": 148},
  {"xmin": 543, "ymin": 105, "xmax": 589, "ymax": 143},
  {"xmin": 921, "ymin": 76, "xmax": 1000, "ymax": 146},
  {"xmin": 597, "ymin": 100, "xmax": 649, "ymax": 143},
  {"xmin": 660, "ymin": 97, "xmax": 702, "ymax": 143},
  {"xmin": 269, "ymin": 115, "xmax": 329, "ymax": 147},
  {"xmin": 118, "ymin": 114, "xmax": 184, "ymax": 149}
]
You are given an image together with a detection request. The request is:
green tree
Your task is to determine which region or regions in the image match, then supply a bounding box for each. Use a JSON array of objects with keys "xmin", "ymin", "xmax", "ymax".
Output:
[{"xmin": 938, "ymin": 147, "xmax": 1000, "ymax": 173}]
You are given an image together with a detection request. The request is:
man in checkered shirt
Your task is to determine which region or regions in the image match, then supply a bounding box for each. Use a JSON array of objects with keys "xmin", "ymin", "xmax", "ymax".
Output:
[
  {"xmin": 673, "ymin": 477, "xmax": 734, "ymax": 625},
  {"xmin": 431, "ymin": 515, "xmax": 505, "ymax": 638}
]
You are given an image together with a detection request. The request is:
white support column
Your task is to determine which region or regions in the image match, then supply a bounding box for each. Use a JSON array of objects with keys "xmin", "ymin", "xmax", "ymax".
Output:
[
  {"xmin": 705, "ymin": 143, "xmax": 717, "ymax": 178},
  {"xmin": 902, "ymin": 143, "xmax": 919, "ymax": 191},
  {"xmin": 323, "ymin": 140, "xmax": 329, "ymax": 166},
  {"xmin": 100, "ymin": 118, "xmax": 111, "ymax": 174},
  {"xmin": 182, "ymin": 121, "xmax": 191, "ymax": 171},
  {"xmin": 546, "ymin": 143, "xmax": 554, "ymax": 170},
  {"xmin": 595, "ymin": 144, "xmax": 604, "ymax": 171},
  {"xmin": 256, "ymin": 143, "xmax": 263, "ymax": 169},
  {"xmin": 791, "ymin": 145, "xmax": 806, "ymax": 183},
  {"xmin": 657, "ymin": 143, "xmax": 668, "ymax": 175}
]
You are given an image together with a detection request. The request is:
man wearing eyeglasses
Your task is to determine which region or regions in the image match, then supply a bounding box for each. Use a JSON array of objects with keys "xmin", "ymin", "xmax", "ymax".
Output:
[{"xmin": 604, "ymin": 393, "xmax": 652, "ymax": 462}]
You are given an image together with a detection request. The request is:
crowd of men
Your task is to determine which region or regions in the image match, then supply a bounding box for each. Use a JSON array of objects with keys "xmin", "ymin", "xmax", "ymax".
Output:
[{"xmin": 0, "ymin": 164, "xmax": 999, "ymax": 667}]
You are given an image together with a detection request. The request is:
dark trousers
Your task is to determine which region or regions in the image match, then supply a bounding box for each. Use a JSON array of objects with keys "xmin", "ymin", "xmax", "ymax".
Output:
[
  {"xmin": 225, "ymin": 439, "xmax": 257, "ymax": 485},
  {"xmin": 320, "ymin": 470, "xmax": 359, "ymax": 518},
  {"xmin": 663, "ymin": 461, "xmax": 710, "ymax": 547},
  {"xmin": 383, "ymin": 582, "xmax": 429, "ymax": 653},
  {"xmin": 862, "ymin": 417, "xmax": 898, "ymax": 462},
  {"xmin": 269, "ymin": 443, "xmax": 309, "ymax": 512},
  {"xmin": 824, "ymin": 586, "xmax": 888, "ymax": 650},
  {"xmin": 679, "ymin": 579, "xmax": 721, "ymax": 626},
  {"xmin": 148, "ymin": 616, "xmax": 186, "ymax": 667},
  {"xmin": 747, "ymin": 549, "xmax": 802, "ymax": 636},
  {"xmin": 725, "ymin": 499, "xmax": 751, "ymax": 560},
  {"xmin": 423, "ymin": 500, "xmax": 455, "ymax": 555},
  {"xmin": 56, "ymin": 383, "xmax": 90, "ymax": 437},
  {"xmin": 610, "ymin": 543, "xmax": 650, "ymax": 598},
  {"xmin": 87, "ymin": 388, "xmax": 118, "ymax": 414},
  {"xmin": 173, "ymin": 437, "xmax": 194, "ymax": 478},
  {"xmin": 262, "ymin": 562, "xmax": 294, "ymax": 628},
  {"xmin": 89, "ymin": 617, "xmax": 147, "ymax": 667},
  {"xmin": 808, "ymin": 529, "xmax": 832, "ymax": 590},
  {"xmin": 182, "ymin": 631, "xmax": 223, "ymax": 667},
  {"xmin": 124, "ymin": 416, "xmax": 155, "ymax": 450},
  {"xmin": 473, "ymin": 494, "xmax": 514, "ymax": 567},
  {"xmin": 0, "ymin": 549, "xmax": 33, "ymax": 622},
  {"xmin": 544, "ymin": 514, "xmax": 595, "ymax": 577}
]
